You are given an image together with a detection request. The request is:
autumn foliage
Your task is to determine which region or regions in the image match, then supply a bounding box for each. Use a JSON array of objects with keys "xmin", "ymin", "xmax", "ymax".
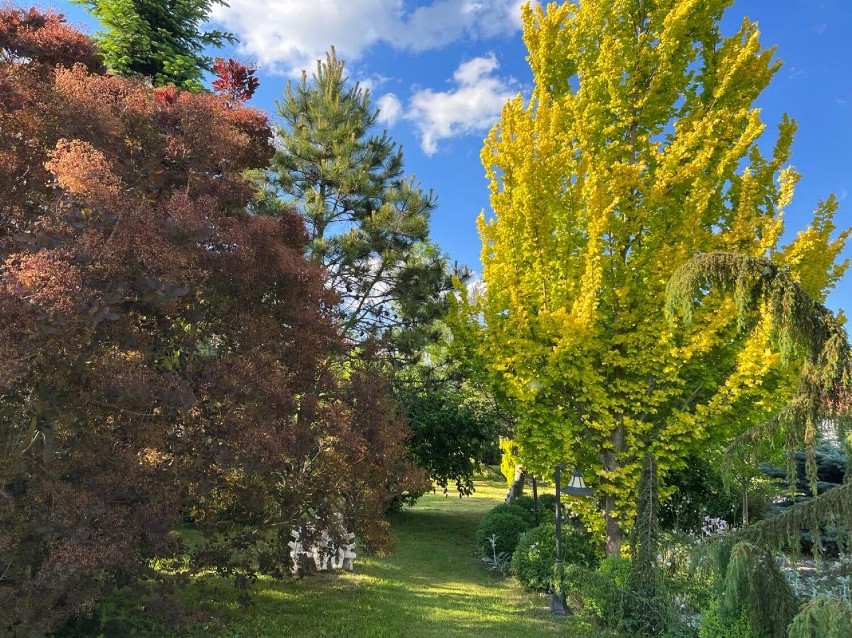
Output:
[
  {"xmin": 212, "ymin": 57, "xmax": 259, "ymax": 102},
  {"xmin": 0, "ymin": 8, "xmax": 427, "ymax": 635}
]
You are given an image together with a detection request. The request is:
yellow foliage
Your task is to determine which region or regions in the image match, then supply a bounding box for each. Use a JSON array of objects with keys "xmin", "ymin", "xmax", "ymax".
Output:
[
  {"xmin": 499, "ymin": 438, "xmax": 521, "ymax": 486},
  {"xmin": 472, "ymin": 0, "xmax": 849, "ymax": 530}
]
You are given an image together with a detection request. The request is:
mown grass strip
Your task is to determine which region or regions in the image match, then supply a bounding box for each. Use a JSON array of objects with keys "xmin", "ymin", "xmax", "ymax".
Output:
[{"xmin": 181, "ymin": 481, "xmax": 613, "ymax": 637}]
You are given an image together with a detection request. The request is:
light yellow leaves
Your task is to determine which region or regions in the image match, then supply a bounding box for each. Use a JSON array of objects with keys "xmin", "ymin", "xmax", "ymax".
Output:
[
  {"xmin": 781, "ymin": 195, "xmax": 851, "ymax": 299},
  {"xmin": 474, "ymin": 0, "xmax": 847, "ymax": 526}
]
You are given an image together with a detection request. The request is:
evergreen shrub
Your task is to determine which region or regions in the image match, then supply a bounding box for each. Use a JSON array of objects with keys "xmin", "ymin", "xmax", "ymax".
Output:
[
  {"xmin": 512, "ymin": 523, "xmax": 557, "ymax": 590},
  {"xmin": 475, "ymin": 512, "xmax": 531, "ymax": 557},
  {"xmin": 698, "ymin": 598, "xmax": 754, "ymax": 638},
  {"xmin": 721, "ymin": 543, "xmax": 799, "ymax": 638},
  {"xmin": 513, "ymin": 521, "xmax": 602, "ymax": 591},
  {"xmin": 488, "ymin": 503, "xmax": 535, "ymax": 526},
  {"xmin": 786, "ymin": 597, "xmax": 852, "ymax": 638},
  {"xmin": 598, "ymin": 555, "xmax": 632, "ymax": 587},
  {"xmin": 512, "ymin": 494, "xmax": 535, "ymax": 513},
  {"xmin": 512, "ymin": 493, "xmax": 557, "ymax": 521},
  {"xmin": 564, "ymin": 564, "xmax": 625, "ymax": 628},
  {"xmin": 538, "ymin": 493, "xmax": 557, "ymax": 514}
]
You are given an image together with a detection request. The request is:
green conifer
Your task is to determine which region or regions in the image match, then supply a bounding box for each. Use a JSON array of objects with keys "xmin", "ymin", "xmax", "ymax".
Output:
[
  {"xmin": 268, "ymin": 49, "xmax": 459, "ymax": 357},
  {"xmin": 74, "ymin": 0, "xmax": 234, "ymax": 90}
]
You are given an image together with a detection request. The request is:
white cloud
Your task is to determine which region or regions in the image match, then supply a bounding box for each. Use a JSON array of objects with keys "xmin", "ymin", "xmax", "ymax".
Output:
[
  {"xmin": 404, "ymin": 54, "xmax": 517, "ymax": 155},
  {"xmin": 391, "ymin": 0, "xmax": 524, "ymax": 51},
  {"xmin": 376, "ymin": 93, "xmax": 403, "ymax": 126},
  {"xmin": 211, "ymin": 0, "xmax": 527, "ymax": 75},
  {"xmin": 358, "ymin": 73, "xmax": 391, "ymax": 93}
]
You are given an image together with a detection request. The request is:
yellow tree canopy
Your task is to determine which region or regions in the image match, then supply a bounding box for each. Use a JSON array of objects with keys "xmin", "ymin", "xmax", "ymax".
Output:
[{"xmin": 474, "ymin": 0, "xmax": 849, "ymax": 543}]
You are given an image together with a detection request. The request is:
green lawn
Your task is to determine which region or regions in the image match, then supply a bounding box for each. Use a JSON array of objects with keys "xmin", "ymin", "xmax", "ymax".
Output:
[{"xmin": 181, "ymin": 480, "xmax": 615, "ymax": 637}]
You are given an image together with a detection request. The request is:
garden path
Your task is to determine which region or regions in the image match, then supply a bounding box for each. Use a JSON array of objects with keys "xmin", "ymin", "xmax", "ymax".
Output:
[{"xmin": 190, "ymin": 481, "xmax": 609, "ymax": 637}]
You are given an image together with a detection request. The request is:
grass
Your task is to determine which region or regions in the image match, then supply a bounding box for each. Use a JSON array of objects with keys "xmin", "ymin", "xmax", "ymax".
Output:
[{"xmin": 176, "ymin": 480, "xmax": 615, "ymax": 637}]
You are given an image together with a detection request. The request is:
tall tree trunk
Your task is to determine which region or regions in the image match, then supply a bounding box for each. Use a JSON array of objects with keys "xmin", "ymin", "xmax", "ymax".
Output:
[
  {"xmin": 603, "ymin": 425, "xmax": 625, "ymax": 556},
  {"xmin": 505, "ymin": 466, "xmax": 526, "ymax": 502},
  {"xmin": 604, "ymin": 491, "xmax": 622, "ymax": 557}
]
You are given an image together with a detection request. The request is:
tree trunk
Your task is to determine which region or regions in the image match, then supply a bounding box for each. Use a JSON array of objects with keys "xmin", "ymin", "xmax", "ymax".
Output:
[
  {"xmin": 604, "ymin": 492, "xmax": 622, "ymax": 557},
  {"xmin": 505, "ymin": 466, "xmax": 526, "ymax": 502},
  {"xmin": 531, "ymin": 475, "xmax": 539, "ymax": 526},
  {"xmin": 603, "ymin": 425, "xmax": 625, "ymax": 557}
]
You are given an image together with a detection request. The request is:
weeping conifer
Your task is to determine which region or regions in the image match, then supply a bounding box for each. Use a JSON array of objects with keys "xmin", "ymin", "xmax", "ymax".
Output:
[
  {"xmin": 720, "ymin": 542, "xmax": 800, "ymax": 638},
  {"xmin": 668, "ymin": 251, "xmax": 851, "ymax": 548},
  {"xmin": 787, "ymin": 597, "xmax": 852, "ymax": 638},
  {"xmin": 623, "ymin": 454, "xmax": 667, "ymax": 636}
]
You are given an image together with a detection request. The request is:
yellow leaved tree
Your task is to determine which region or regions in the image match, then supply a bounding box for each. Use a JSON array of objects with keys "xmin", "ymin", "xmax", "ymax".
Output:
[{"xmin": 472, "ymin": 0, "xmax": 849, "ymax": 555}]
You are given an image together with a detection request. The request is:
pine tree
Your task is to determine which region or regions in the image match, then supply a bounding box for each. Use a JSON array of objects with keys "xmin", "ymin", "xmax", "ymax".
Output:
[
  {"xmin": 268, "ymin": 49, "xmax": 459, "ymax": 358},
  {"xmin": 473, "ymin": 0, "xmax": 849, "ymax": 555},
  {"xmin": 74, "ymin": 0, "xmax": 234, "ymax": 90}
]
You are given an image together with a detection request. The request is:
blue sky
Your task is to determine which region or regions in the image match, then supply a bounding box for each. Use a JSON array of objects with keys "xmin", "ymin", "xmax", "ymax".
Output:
[{"xmin": 45, "ymin": 0, "xmax": 851, "ymax": 315}]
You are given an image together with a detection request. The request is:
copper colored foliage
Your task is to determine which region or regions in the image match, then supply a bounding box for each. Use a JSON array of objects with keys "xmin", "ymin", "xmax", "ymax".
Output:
[
  {"xmin": 0, "ymin": 7, "xmax": 102, "ymax": 71},
  {"xmin": 0, "ymin": 8, "xmax": 427, "ymax": 635}
]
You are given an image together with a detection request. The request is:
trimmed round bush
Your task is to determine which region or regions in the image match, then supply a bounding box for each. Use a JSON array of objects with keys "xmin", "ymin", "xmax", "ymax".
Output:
[
  {"xmin": 511, "ymin": 493, "xmax": 557, "ymax": 521},
  {"xmin": 512, "ymin": 523, "xmax": 557, "ymax": 590},
  {"xmin": 487, "ymin": 503, "xmax": 535, "ymax": 526},
  {"xmin": 512, "ymin": 522, "xmax": 601, "ymax": 591},
  {"xmin": 476, "ymin": 512, "xmax": 531, "ymax": 558},
  {"xmin": 512, "ymin": 494, "xmax": 535, "ymax": 513},
  {"xmin": 537, "ymin": 493, "xmax": 557, "ymax": 514},
  {"xmin": 561, "ymin": 518, "xmax": 602, "ymax": 569}
]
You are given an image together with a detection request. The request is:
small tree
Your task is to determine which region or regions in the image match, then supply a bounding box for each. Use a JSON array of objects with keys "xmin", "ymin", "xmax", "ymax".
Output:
[
  {"xmin": 395, "ymin": 362, "xmax": 503, "ymax": 495},
  {"xmin": 668, "ymin": 252, "xmax": 851, "ymax": 489},
  {"xmin": 212, "ymin": 57, "xmax": 259, "ymax": 102},
  {"xmin": 623, "ymin": 454, "xmax": 666, "ymax": 635}
]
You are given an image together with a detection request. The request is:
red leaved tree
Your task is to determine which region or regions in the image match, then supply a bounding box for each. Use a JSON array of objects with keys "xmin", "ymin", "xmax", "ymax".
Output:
[
  {"xmin": 0, "ymin": 8, "xmax": 427, "ymax": 635},
  {"xmin": 212, "ymin": 57, "xmax": 259, "ymax": 102}
]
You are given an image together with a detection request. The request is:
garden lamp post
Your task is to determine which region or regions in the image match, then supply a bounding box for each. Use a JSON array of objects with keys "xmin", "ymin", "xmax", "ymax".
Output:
[{"xmin": 551, "ymin": 465, "xmax": 593, "ymax": 616}]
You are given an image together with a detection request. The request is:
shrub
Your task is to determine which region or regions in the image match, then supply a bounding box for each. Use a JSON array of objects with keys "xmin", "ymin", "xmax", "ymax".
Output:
[
  {"xmin": 563, "ymin": 520, "xmax": 601, "ymax": 569},
  {"xmin": 721, "ymin": 543, "xmax": 799, "ymax": 638},
  {"xmin": 511, "ymin": 493, "xmax": 557, "ymax": 524},
  {"xmin": 512, "ymin": 494, "xmax": 535, "ymax": 513},
  {"xmin": 512, "ymin": 521, "xmax": 602, "ymax": 591},
  {"xmin": 578, "ymin": 556, "xmax": 633, "ymax": 621},
  {"xmin": 512, "ymin": 523, "xmax": 557, "ymax": 590},
  {"xmin": 699, "ymin": 598, "xmax": 754, "ymax": 638},
  {"xmin": 488, "ymin": 503, "xmax": 535, "ymax": 526},
  {"xmin": 537, "ymin": 493, "xmax": 557, "ymax": 514},
  {"xmin": 598, "ymin": 555, "xmax": 632, "ymax": 587},
  {"xmin": 476, "ymin": 512, "xmax": 531, "ymax": 557},
  {"xmin": 786, "ymin": 597, "xmax": 852, "ymax": 638}
]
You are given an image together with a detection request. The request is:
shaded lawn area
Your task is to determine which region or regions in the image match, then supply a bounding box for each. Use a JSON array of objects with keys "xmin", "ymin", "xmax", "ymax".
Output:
[{"xmin": 181, "ymin": 481, "xmax": 614, "ymax": 637}]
